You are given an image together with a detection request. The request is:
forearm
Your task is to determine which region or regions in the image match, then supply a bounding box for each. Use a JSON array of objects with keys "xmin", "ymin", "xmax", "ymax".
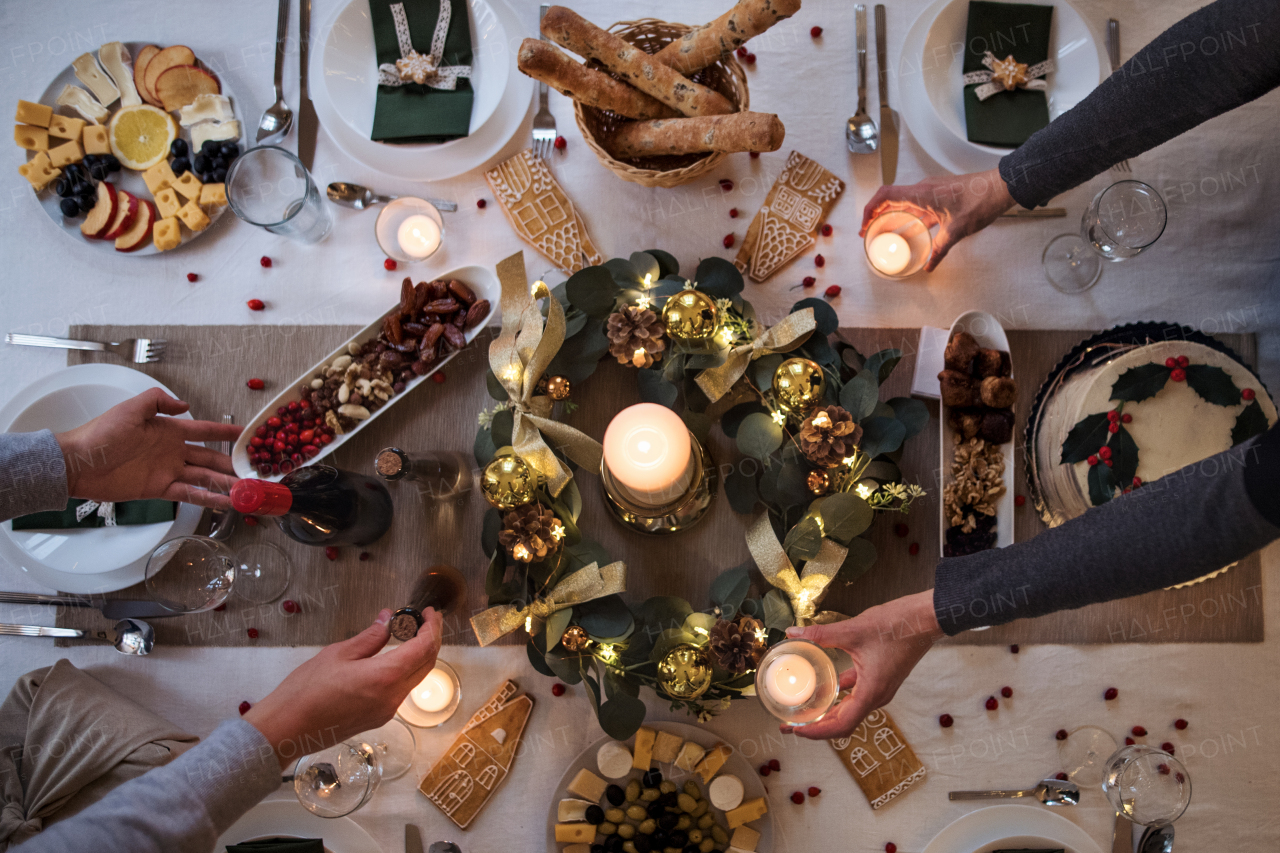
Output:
[
  {"xmin": 13, "ymin": 720, "xmax": 280, "ymax": 853},
  {"xmin": 1001, "ymin": 0, "xmax": 1280, "ymax": 208},
  {"xmin": 933, "ymin": 426, "xmax": 1280, "ymax": 634},
  {"xmin": 0, "ymin": 431, "xmax": 69, "ymax": 522}
]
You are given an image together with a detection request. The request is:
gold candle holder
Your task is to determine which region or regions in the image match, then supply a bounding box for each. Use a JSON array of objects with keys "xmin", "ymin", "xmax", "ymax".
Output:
[{"xmin": 600, "ymin": 431, "xmax": 717, "ymax": 535}]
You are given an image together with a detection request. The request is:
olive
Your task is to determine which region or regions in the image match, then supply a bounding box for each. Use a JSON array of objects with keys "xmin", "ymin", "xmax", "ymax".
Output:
[
  {"xmin": 633, "ymin": 837, "xmax": 652, "ymax": 853},
  {"xmin": 220, "ymin": 141, "xmax": 239, "ymax": 160},
  {"xmin": 624, "ymin": 780, "xmax": 641, "ymax": 803},
  {"xmin": 170, "ymin": 138, "xmax": 189, "ymax": 157},
  {"xmin": 201, "ymin": 138, "xmax": 221, "ymax": 156},
  {"xmin": 213, "ymin": 167, "xmax": 227, "ymax": 183},
  {"xmin": 605, "ymin": 784, "xmax": 626, "ymax": 807},
  {"xmin": 171, "ymin": 157, "xmax": 191, "ymax": 176},
  {"xmin": 585, "ymin": 805, "xmax": 605, "ymax": 825},
  {"xmin": 604, "ymin": 836, "xmax": 625, "ymax": 853},
  {"xmin": 617, "ymin": 824, "xmax": 636, "ymax": 840},
  {"xmin": 658, "ymin": 813, "xmax": 678, "ymax": 832},
  {"xmin": 605, "ymin": 808, "xmax": 626, "ymax": 825},
  {"xmin": 668, "ymin": 831, "xmax": 687, "ymax": 848},
  {"xmin": 642, "ymin": 769, "xmax": 663, "ymax": 788},
  {"xmin": 59, "ymin": 197, "xmax": 80, "ymax": 217},
  {"xmin": 646, "ymin": 803, "xmax": 665, "ymax": 820}
]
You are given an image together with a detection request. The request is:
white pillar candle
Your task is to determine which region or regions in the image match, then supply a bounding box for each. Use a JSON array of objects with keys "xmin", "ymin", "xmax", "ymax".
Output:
[
  {"xmin": 867, "ymin": 232, "xmax": 911, "ymax": 276},
  {"xmin": 602, "ymin": 403, "xmax": 694, "ymax": 508},
  {"xmin": 397, "ymin": 214, "xmax": 442, "ymax": 259},
  {"xmin": 411, "ymin": 667, "xmax": 455, "ymax": 712},
  {"xmin": 763, "ymin": 653, "xmax": 817, "ymax": 705}
]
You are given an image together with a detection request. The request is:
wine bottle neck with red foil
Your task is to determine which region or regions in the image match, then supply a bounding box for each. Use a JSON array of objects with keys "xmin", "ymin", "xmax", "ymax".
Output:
[{"xmin": 230, "ymin": 479, "xmax": 295, "ymax": 516}]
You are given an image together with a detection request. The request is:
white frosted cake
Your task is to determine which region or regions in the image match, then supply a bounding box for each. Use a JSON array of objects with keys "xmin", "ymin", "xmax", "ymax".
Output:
[{"xmin": 1035, "ymin": 340, "xmax": 1276, "ymax": 524}]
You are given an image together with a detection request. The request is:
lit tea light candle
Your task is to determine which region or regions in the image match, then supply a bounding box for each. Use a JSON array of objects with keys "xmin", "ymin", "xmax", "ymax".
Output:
[
  {"xmin": 867, "ymin": 232, "xmax": 911, "ymax": 276},
  {"xmin": 411, "ymin": 667, "xmax": 455, "ymax": 712},
  {"xmin": 603, "ymin": 403, "xmax": 694, "ymax": 508},
  {"xmin": 864, "ymin": 210, "xmax": 931, "ymax": 279},
  {"xmin": 763, "ymin": 653, "xmax": 817, "ymax": 705},
  {"xmin": 397, "ymin": 214, "xmax": 441, "ymax": 259}
]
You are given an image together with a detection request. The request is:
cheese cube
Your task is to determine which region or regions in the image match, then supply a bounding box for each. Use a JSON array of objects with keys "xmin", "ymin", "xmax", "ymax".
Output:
[
  {"xmin": 632, "ymin": 727, "xmax": 656, "ymax": 770},
  {"xmin": 47, "ymin": 115, "xmax": 86, "ymax": 140},
  {"xmin": 154, "ymin": 187, "xmax": 182, "ymax": 219},
  {"xmin": 143, "ymin": 161, "xmax": 177, "ymax": 194},
  {"xmin": 15, "ymin": 100, "xmax": 52, "ymax": 127},
  {"xmin": 177, "ymin": 199, "xmax": 210, "ymax": 232},
  {"xmin": 82, "ymin": 124, "xmax": 110, "ymax": 155},
  {"xmin": 652, "ymin": 731, "xmax": 683, "ymax": 765},
  {"xmin": 725, "ymin": 796, "xmax": 767, "ymax": 829},
  {"xmin": 730, "ymin": 825, "xmax": 761, "ymax": 852},
  {"xmin": 198, "ymin": 182, "xmax": 226, "ymax": 207},
  {"xmin": 172, "ymin": 171, "xmax": 203, "ymax": 201},
  {"xmin": 566, "ymin": 768, "xmax": 608, "ymax": 802},
  {"xmin": 15, "ymin": 124, "xmax": 48, "ymax": 151},
  {"xmin": 18, "ymin": 152, "xmax": 60, "ymax": 191},
  {"xmin": 47, "ymin": 138, "xmax": 84, "ymax": 168},
  {"xmin": 554, "ymin": 824, "xmax": 595, "ymax": 844},
  {"xmin": 561, "ymin": 846, "xmax": 591, "ymax": 853},
  {"xmin": 153, "ymin": 217, "xmax": 182, "ymax": 251},
  {"xmin": 694, "ymin": 743, "xmax": 731, "ymax": 784},
  {"xmin": 674, "ymin": 741, "xmax": 706, "ymax": 772}
]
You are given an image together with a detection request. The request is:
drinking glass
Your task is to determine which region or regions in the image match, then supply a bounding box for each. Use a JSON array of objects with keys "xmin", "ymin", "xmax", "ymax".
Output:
[
  {"xmin": 357, "ymin": 718, "xmax": 417, "ymax": 781},
  {"xmin": 145, "ymin": 536, "xmax": 236, "ymax": 613},
  {"xmin": 294, "ymin": 740, "xmax": 382, "ymax": 818},
  {"xmin": 226, "ymin": 146, "xmax": 333, "ymax": 243},
  {"xmin": 1057, "ymin": 725, "xmax": 1118, "ymax": 787},
  {"xmin": 1102, "ymin": 744, "xmax": 1191, "ymax": 826},
  {"xmin": 1042, "ymin": 180, "xmax": 1167, "ymax": 293}
]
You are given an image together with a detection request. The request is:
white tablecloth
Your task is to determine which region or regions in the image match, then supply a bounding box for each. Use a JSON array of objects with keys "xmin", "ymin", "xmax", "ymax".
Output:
[{"xmin": 2, "ymin": 1, "xmax": 1278, "ymax": 851}]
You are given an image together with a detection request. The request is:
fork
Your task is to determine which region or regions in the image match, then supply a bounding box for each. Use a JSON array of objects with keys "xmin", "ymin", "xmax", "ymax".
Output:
[
  {"xmin": 531, "ymin": 4, "xmax": 557, "ymax": 159},
  {"xmin": 5, "ymin": 333, "xmax": 166, "ymax": 363},
  {"xmin": 1107, "ymin": 19, "xmax": 1131, "ymax": 173}
]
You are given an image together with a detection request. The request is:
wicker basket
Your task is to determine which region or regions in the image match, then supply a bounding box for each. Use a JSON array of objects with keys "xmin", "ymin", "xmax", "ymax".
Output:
[{"xmin": 574, "ymin": 19, "xmax": 749, "ymax": 189}]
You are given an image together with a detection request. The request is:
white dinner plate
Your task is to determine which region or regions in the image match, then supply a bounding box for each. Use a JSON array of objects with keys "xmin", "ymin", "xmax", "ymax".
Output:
[
  {"xmin": 314, "ymin": 0, "xmax": 534, "ymax": 181},
  {"xmin": 215, "ymin": 798, "xmax": 383, "ymax": 853},
  {"xmin": 900, "ymin": 0, "xmax": 1105, "ymax": 175},
  {"xmin": 546, "ymin": 722, "xmax": 777, "ymax": 853},
  {"xmin": 31, "ymin": 42, "xmax": 245, "ymax": 255},
  {"xmin": 922, "ymin": 804, "xmax": 1104, "ymax": 853},
  {"xmin": 0, "ymin": 364, "xmax": 201, "ymax": 594}
]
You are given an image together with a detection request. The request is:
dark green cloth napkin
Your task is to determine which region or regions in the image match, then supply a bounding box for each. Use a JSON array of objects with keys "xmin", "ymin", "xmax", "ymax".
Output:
[
  {"xmin": 225, "ymin": 838, "xmax": 324, "ymax": 853},
  {"xmin": 963, "ymin": 0, "xmax": 1054, "ymax": 148},
  {"xmin": 11, "ymin": 498, "xmax": 176, "ymax": 530},
  {"xmin": 371, "ymin": 0, "xmax": 474, "ymax": 143}
]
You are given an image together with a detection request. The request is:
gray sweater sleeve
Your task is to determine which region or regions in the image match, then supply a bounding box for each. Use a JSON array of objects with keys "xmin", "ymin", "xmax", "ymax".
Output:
[
  {"xmin": 12, "ymin": 719, "xmax": 281, "ymax": 853},
  {"xmin": 999, "ymin": 0, "xmax": 1280, "ymax": 209},
  {"xmin": 934, "ymin": 426, "xmax": 1280, "ymax": 635},
  {"xmin": 0, "ymin": 432, "xmax": 69, "ymax": 523}
]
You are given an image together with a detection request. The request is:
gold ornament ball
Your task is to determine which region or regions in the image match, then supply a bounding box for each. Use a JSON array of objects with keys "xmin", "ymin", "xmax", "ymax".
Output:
[
  {"xmin": 561, "ymin": 625, "xmax": 590, "ymax": 652},
  {"xmin": 480, "ymin": 452, "xmax": 537, "ymax": 509},
  {"xmin": 657, "ymin": 643, "xmax": 713, "ymax": 700},
  {"xmin": 543, "ymin": 375, "xmax": 572, "ymax": 401},
  {"xmin": 807, "ymin": 469, "xmax": 831, "ymax": 495},
  {"xmin": 662, "ymin": 290, "xmax": 719, "ymax": 343},
  {"xmin": 773, "ymin": 357, "xmax": 826, "ymax": 416}
]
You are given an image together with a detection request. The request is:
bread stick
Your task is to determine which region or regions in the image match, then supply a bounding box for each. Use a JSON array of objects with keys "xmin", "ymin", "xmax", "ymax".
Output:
[
  {"xmin": 652, "ymin": 0, "xmax": 803, "ymax": 74},
  {"xmin": 517, "ymin": 39, "xmax": 678, "ymax": 120},
  {"xmin": 606, "ymin": 112, "xmax": 785, "ymax": 159},
  {"xmin": 540, "ymin": 6, "xmax": 734, "ymax": 117}
]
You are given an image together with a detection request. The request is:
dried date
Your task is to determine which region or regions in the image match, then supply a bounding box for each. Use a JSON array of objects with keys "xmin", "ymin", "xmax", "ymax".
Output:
[
  {"xmin": 399, "ymin": 278, "xmax": 415, "ymax": 316},
  {"xmin": 447, "ymin": 279, "xmax": 476, "ymax": 304},
  {"xmin": 427, "ymin": 280, "xmax": 448, "ymax": 300},
  {"xmin": 464, "ymin": 300, "xmax": 489, "ymax": 329},
  {"xmin": 382, "ymin": 315, "xmax": 403, "ymax": 346},
  {"xmin": 379, "ymin": 350, "xmax": 404, "ymax": 368},
  {"xmin": 413, "ymin": 281, "xmax": 430, "ymax": 313},
  {"xmin": 402, "ymin": 320, "xmax": 427, "ymax": 336},
  {"xmin": 421, "ymin": 323, "xmax": 445, "ymax": 350},
  {"xmin": 441, "ymin": 324, "xmax": 466, "ymax": 350}
]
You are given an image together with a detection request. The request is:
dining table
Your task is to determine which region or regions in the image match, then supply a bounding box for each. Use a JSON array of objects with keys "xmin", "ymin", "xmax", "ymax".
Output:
[{"xmin": 1, "ymin": 0, "xmax": 1278, "ymax": 852}]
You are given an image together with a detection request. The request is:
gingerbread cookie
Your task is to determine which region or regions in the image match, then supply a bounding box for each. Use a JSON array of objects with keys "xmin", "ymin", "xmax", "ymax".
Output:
[
  {"xmin": 485, "ymin": 149, "xmax": 604, "ymax": 274},
  {"xmin": 734, "ymin": 151, "xmax": 845, "ymax": 282},
  {"xmin": 830, "ymin": 708, "xmax": 925, "ymax": 809}
]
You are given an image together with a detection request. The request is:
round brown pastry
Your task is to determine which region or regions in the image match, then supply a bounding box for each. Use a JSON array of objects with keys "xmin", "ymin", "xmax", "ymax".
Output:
[
  {"xmin": 939, "ymin": 369, "xmax": 980, "ymax": 408},
  {"xmin": 980, "ymin": 376, "xmax": 1018, "ymax": 408},
  {"xmin": 975, "ymin": 348, "xmax": 1012, "ymax": 378},
  {"xmin": 947, "ymin": 407, "xmax": 983, "ymax": 441},
  {"xmin": 944, "ymin": 331, "xmax": 981, "ymax": 372},
  {"xmin": 978, "ymin": 408, "xmax": 1015, "ymax": 445}
]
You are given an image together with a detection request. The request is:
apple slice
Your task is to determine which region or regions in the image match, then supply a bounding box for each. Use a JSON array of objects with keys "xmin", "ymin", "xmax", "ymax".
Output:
[
  {"xmin": 115, "ymin": 199, "xmax": 156, "ymax": 252},
  {"xmin": 134, "ymin": 44, "xmax": 162, "ymax": 106},
  {"xmin": 102, "ymin": 189, "xmax": 140, "ymax": 240},
  {"xmin": 142, "ymin": 45, "xmax": 195, "ymax": 109},
  {"xmin": 155, "ymin": 65, "xmax": 221, "ymax": 112},
  {"xmin": 79, "ymin": 181, "xmax": 117, "ymax": 239}
]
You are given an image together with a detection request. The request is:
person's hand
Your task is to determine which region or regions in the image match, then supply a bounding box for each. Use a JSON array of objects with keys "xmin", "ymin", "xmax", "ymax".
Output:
[
  {"xmin": 245, "ymin": 607, "xmax": 444, "ymax": 769},
  {"xmin": 781, "ymin": 590, "xmax": 943, "ymax": 740},
  {"xmin": 860, "ymin": 168, "xmax": 1015, "ymax": 271},
  {"xmin": 54, "ymin": 388, "xmax": 242, "ymax": 510}
]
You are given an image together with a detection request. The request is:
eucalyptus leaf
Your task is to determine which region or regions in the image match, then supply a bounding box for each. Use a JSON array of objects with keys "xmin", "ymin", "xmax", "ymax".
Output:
[
  {"xmin": 547, "ymin": 318, "xmax": 610, "ymax": 384},
  {"xmin": 888, "ymin": 397, "xmax": 930, "ymax": 439},
  {"xmin": 752, "ymin": 353, "xmax": 785, "ymax": 392},
  {"xmin": 629, "ymin": 251, "xmax": 661, "ymax": 283},
  {"xmin": 481, "ymin": 508, "xmax": 501, "ymax": 558},
  {"xmin": 565, "ymin": 539, "xmax": 613, "ymax": 572},
  {"xmin": 724, "ymin": 466, "xmax": 761, "ymax": 514},
  {"xmin": 860, "ymin": 416, "xmax": 907, "ymax": 458},
  {"xmin": 484, "ymin": 548, "xmax": 506, "ymax": 600},
  {"xmin": 545, "ymin": 647, "xmax": 585, "ymax": 684},
  {"xmin": 485, "ymin": 370, "xmax": 509, "ymax": 401},
  {"xmin": 581, "ymin": 666, "xmax": 602, "ymax": 713},
  {"xmin": 638, "ymin": 596, "xmax": 694, "ymax": 637},
  {"xmin": 721, "ymin": 402, "xmax": 768, "ymax": 438},
  {"xmin": 578, "ymin": 595, "xmax": 634, "ymax": 638},
  {"xmin": 562, "ymin": 309, "xmax": 589, "ymax": 341},
  {"xmin": 685, "ymin": 349, "xmax": 729, "ymax": 370},
  {"xmin": 598, "ymin": 692, "xmax": 647, "ymax": 740},
  {"xmin": 757, "ymin": 463, "xmax": 781, "ymax": 506},
  {"xmin": 738, "ymin": 412, "xmax": 784, "ymax": 460},
  {"xmin": 864, "ymin": 348, "xmax": 903, "ymax": 383},
  {"xmin": 545, "ymin": 607, "xmax": 573, "ymax": 650},
  {"xmin": 790, "ymin": 297, "xmax": 838, "ymax": 336},
  {"xmin": 862, "ymin": 460, "xmax": 902, "ymax": 484},
  {"xmin": 645, "ymin": 249, "xmax": 680, "ymax": 278},
  {"xmin": 605, "ymin": 666, "xmax": 641, "ymax": 700},
  {"xmin": 871, "ymin": 401, "xmax": 895, "ymax": 420},
  {"xmin": 762, "ymin": 589, "xmax": 794, "ymax": 631},
  {"xmin": 839, "ymin": 371, "xmax": 879, "ymax": 421},
  {"xmin": 819, "ymin": 491, "xmax": 874, "ymax": 543},
  {"xmin": 561, "ymin": 477, "xmax": 583, "ymax": 522},
  {"xmin": 638, "ymin": 369, "xmax": 679, "ymax": 408},
  {"xmin": 802, "ymin": 335, "xmax": 839, "ymax": 369},
  {"xmin": 603, "ymin": 257, "xmax": 640, "ymax": 288},
  {"xmin": 774, "ymin": 459, "xmax": 812, "ymax": 508},
  {"xmin": 709, "ymin": 566, "xmax": 751, "ymax": 615},
  {"xmin": 837, "ymin": 537, "xmax": 878, "ymax": 584},
  {"xmin": 489, "ymin": 408, "xmax": 514, "ymax": 449},
  {"xmin": 783, "ymin": 514, "xmax": 823, "ymax": 562},
  {"xmin": 683, "ymin": 411, "xmax": 713, "ymax": 445},
  {"xmin": 661, "ymin": 352, "xmax": 687, "ymax": 384},
  {"xmin": 527, "ymin": 639, "xmax": 556, "ymax": 676},
  {"xmin": 565, "ymin": 265, "xmax": 619, "ymax": 317},
  {"xmin": 473, "ymin": 425, "xmax": 497, "ymax": 466},
  {"xmin": 650, "ymin": 277, "xmax": 687, "ymax": 299},
  {"xmin": 695, "ymin": 256, "xmax": 745, "ymax": 297}
]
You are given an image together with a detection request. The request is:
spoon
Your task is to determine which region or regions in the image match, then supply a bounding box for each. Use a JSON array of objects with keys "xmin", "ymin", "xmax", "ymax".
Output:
[
  {"xmin": 256, "ymin": 0, "xmax": 294, "ymax": 143},
  {"xmin": 0, "ymin": 618, "xmax": 154, "ymax": 656},
  {"xmin": 428, "ymin": 843, "xmax": 462, "ymax": 853},
  {"xmin": 1138, "ymin": 824, "xmax": 1175, "ymax": 853},
  {"xmin": 846, "ymin": 4, "xmax": 879, "ymax": 154},
  {"xmin": 949, "ymin": 778, "xmax": 1080, "ymax": 806},
  {"xmin": 327, "ymin": 182, "xmax": 457, "ymax": 213}
]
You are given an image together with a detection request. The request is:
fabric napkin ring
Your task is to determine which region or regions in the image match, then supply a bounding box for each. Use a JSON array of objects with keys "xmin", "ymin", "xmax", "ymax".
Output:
[
  {"xmin": 963, "ymin": 51, "xmax": 1054, "ymax": 101},
  {"xmin": 75, "ymin": 500, "xmax": 116, "ymax": 526},
  {"xmin": 377, "ymin": 1, "xmax": 472, "ymax": 89}
]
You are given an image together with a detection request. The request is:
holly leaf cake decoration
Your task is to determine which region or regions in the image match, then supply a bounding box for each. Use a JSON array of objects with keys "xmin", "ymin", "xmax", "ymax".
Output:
[
  {"xmin": 1183, "ymin": 363, "xmax": 1242, "ymax": 406},
  {"xmin": 1061, "ymin": 411, "xmax": 1110, "ymax": 464},
  {"xmin": 1087, "ymin": 459, "xmax": 1115, "ymax": 505},
  {"xmin": 1109, "ymin": 362, "xmax": 1171, "ymax": 403},
  {"xmin": 1232, "ymin": 398, "xmax": 1269, "ymax": 445},
  {"xmin": 1108, "ymin": 424, "xmax": 1139, "ymax": 491}
]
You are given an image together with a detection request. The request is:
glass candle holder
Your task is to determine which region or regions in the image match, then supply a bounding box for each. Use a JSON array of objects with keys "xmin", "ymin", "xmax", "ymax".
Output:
[
  {"xmin": 397, "ymin": 660, "xmax": 461, "ymax": 728},
  {"xmin": 754, "ymin": 638, "xmax": 838, "ymax": 726},
  {"xmin": 376, "ymin": 197, "xmax": 444, "ymax": 263},
  {"xmin": 864, "ymin": 210, "xmax": 932, "ymax": 279}
]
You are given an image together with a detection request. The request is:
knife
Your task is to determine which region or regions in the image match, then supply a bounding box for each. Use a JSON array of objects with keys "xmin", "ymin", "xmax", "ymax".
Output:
[
  {"xmin": 405, "ymin": 824, "xmax": 425, "ymax": 853},
  {"xmin": 297, "ymin": 0, "xmax": 319, "ymax": 170},
  {"xmin": 0, "ymin": 592, "xmax": 176, "ymax": 620},
  {"xmin": 874, "ymin": 4, "xmax": 898, "ymax": 185},
  {"xmin": 1112, "ymin": 812, "xmax": 1137, "ymax": 853}
]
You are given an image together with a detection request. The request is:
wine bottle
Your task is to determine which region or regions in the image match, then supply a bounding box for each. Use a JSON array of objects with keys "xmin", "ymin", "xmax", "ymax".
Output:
[
  {"xmin": 230, "ymin": 465, "xmax": 394, "ymax": 547},
  {"xmin": 374, "ymin": 447, "xmax": 472, "ymax": 501}
]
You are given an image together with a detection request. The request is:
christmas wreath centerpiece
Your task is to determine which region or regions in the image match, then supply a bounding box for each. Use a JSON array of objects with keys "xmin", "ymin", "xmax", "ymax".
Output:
[{"xmin": 469, "ymin": 251, "xmax": 928, "ymax": 738}]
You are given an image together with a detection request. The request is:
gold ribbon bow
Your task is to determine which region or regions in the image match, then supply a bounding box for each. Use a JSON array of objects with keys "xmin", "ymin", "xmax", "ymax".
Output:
[
  {"xmin": 695, "ymin": 308, "xmax": 816, "ymax": 403},
  {"xmin": 746, "ymin": 513, "xmax": 848, "ymax": 626},
  {"xmin": 963, "ymin": 51, "xmax": 1054, "ymax": 102},
  {"xmin": 470, "ymin": 560, "xmax": 627, "ymax": 646},
  {"xmin": 490, "ymin": 252, "xmax": 604, "ymax": 498}
]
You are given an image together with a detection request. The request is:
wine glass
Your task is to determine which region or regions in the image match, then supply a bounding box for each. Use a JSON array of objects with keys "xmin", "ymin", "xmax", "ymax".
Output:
[
  {"xmin": 1057, "ymin": 725, "xmax": 1118, "ymax": 787},
  {"xmin": 1042, "ymin": 180, "xmax": 1167, "ymax": 293},
  {"xmin": 231, "ymin": 541, "xmax": 292, "ymax": 604},
  {"xmin": 1102, "ymin": 744, "xmax": 1191, "ymax": 826},
  {"xmin": 294, "ymin": 740, "xmax": 382, "ymax": 818},
  {"xmin": 358, "ymin": 717, "xmax": 417, "ymax": 781},
  {"xmin": 145, "ymin": 536, "xmax": 237, "ymax": 613}
]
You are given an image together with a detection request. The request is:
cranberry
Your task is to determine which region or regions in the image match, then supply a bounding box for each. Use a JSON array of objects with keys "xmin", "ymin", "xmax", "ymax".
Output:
[
  {"xmin": 908, "ymin": 542, "xmax": 920, "ymax": 555},
  {"xmin": 985, "ymin": 696, "xmax": 998, "ymax": 711},
  {"xmin": 1133, "ymin": 476, "xmax": 1142, "ymax": 486},
  {"xmin": 749, "ymin": 151, "xmax": 760, "ymax": 158},
  {"xmin": 554, "ymin": 135, "xmax": 566, "ymax": 150},
  {"xmin": 319, "ymin": 433, "xmax": 334, "ymax": 444},
  {"xmin": 1001, "ymin": 686, "xmax": 1013, "ymax": 698},
  {"xmin": 287, "ymin": 401, "xmax": 300, "ymax": 412},
  {"xmin": 1087, "ymin": 455, "xmax": 1099, "ymax": 466},
  {"xmin": 276, "ymin": 406, "xmax": 288, "ymax": 416},
  {"xmin": 255, "ymin": 425, "xmax": 268, "ymax": 438},
  {"xmin": 939, "ymin": 714, "xmax": 954, "ymax": 728},
  {"xmin": 1161, "ymin": 742, "xmax": 1175, "ymax": 754},
  {"xmin": 213, "ymin": 603, "xmax": 226, "ymax": 611},
  {"xmin": 744, "ymin": 52, "xmax": 756, "ymax": 64},
  {"xmin": 290, "ymin": 452, "xmax": 303, "ymax": 465},
  {"xmin": 1098, "ymin": 446, "xmax": 1112, "ymax": 460},
  {"xmin": 551, "ymin": 682, "xmax": 566, "ymax": 696},
  {"xmin": 723, "ymin": 233, "xmax": 735, "ymax": 249},
  {"xmin": 1015, "ymin": 494, "xmax": 1026, "ymax": 507},
  {"xmin": 186, "ymin": 272, "xmax": 198, "ymax": 282},
  {"xmin": 814, "ymin": 254, "xmax": 825, "ymax": 267},
  {"xmin": 1175, "ymin": 718, "xmax": 1188, "ymax": 730},
  {"xmin": 1175, "ymin": 772, "xmax": 1185, "ymax": 783},
  {"xmin": 1170, "ymin": 368, "xmax": 1186, "ymax": 382},
  {"xmin": 359, "ymin": 551, "xmax": 372, "ymax": 561},
  {"xmin": 769, "ymin": 758, "xmax": 780, "ymax": 771},
  {"xmin": 802, "ymin": 276, "xmax": 816, "ymax": 288},
  {"xmin": 282, "ymin": 599, "xmax": 300, "ymax": 614},
  {"xmin": 1010, "ymin": 644, "xmax": 1020, "ymax": 653},
  {"xmin": 302, "ymin": 444, "xmax": 318, "ymax": 457},
  {"xmin": 260, "ymin": 256, "xmax": 272, "ymax": 268},
  {"xmin": 1122, "ymin": 413, "xmax": 1133, "ymax": 423},
  {"xmin": 736, "ymin": 46, "xmax": 748, "ymax": 57},
  {"xmin": 1104, "ymin": 687, "xmax": 1118, "ymax": 700},
  {"xmin": 279, "ymin": 460, "xmax": 293, "ymax": 474},
  {"xmin": 273, "ymin": 441, "xmax": 286, "ymax": 454},
  {"xmin": 477, "ymin": 198, "xmax": 487, "ymax": 209},
  {"xmin": 1243, "ymin": 388, "xmax": 1256, "ymax": 401},
  {"xmin": 432, "ymin": 372, "xmax": 446, "ymax": 384},
  {"xmin": 759, "ymin": 764, "xmax": 771, "ymax": 776},
  {"xmin": 1108, "ymin": 422, "xmax": 1119, "ymax": 433},
  {"xmin": 1056, "ymin": 729, "xmax": 1068, "ymax": 740},
  {"xmin": 1125, "ymin": 736, "xmax": 1136, "ymax": 746},
  {"xmin": 821, "ymin": 224, "xmax": 833, "ymax": 236},
  {"xmin": 894, "ymin": 522, "xmax": 909, "ymax": 538},
  {"xmin": 266, "ymin": 416, "xmax": 282, "ymax": 428},
  {"xmin": 729, "ymin": 208, "xmax": 739, "ymax": 218},
  {"xmin": 324, "ymin": 546, "xmax": 339, "ymax": 561},
  {"xmin": 247, "ymin": 628, "xmax": 259, "ymax": 639},
  {"xmin": 1157, "ymin": 763, "xmax": 1170, "ymax": 775},
  {"xmin": 1164, "ymin": 357, "xmax": 1176, "ymax": 368},
  {"xmin": 720, "ymin": 179, "xmax": 734, "ymax": 192},
  {"xmin": 824, "ymin": 285, "xmax": 841, "ymax": 297},
  {"xmin": 1176, "ymin": 355, "xmax": 1189, "ymax": 368},
  {"xmin": 247, "ymin": 298, "xmax": 265, "ymax": 311},
  {"xmin": 246, "ymin": 378, "xmax": 265, "ymax": 390},
  {"xmin": 1055, "ymin": 772, "xmax": 1069, "ymax": 781},
  {"xmin": 790, "ymin": 791, "xmax": 804, "ymax": 804},
  {"xmin": 256, "ymin": 463, "xmax": 272, "ymax": 476},
  {"xmin": 808, "ymin": 786, "xmax": 821, "ymax": 797},
  {"xmin": 250, "ymin": 437, "xmax": 264, "ymax": 448},
  {"xmin": 243, "ymin": 515, "xmax": 259, "ymax": 527},
  {"xmin": 886, "ymin": 844, "xmax": 898, "ymax": 853},
  {"xmin": 239, "ymin": 701, "xmax": 252, "ymax": 715},
  {"xmin": 810, "ymin": 25, "xmax": 823, "ymax": 37},
  {"xmin": 1132, "ymin": 725, "xmax": 1147, "ymax": 736},
  {"xmin": 384, "ymin": 258, "xmax": 397, "ymax": 271},
  {"xmin": 1108, "ymin": 410, "xmax": 1120, "ymax": 422}
]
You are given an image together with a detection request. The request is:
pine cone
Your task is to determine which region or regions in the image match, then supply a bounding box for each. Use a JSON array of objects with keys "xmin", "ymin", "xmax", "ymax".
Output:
[
  {"xmin": 498, "ymin": 502, "xmax": 564, "ymax": 563},
  {"xmin": 607, "ymin": 306, "xmax": 666, "ymax": 368},
  {"xmin": 709, "ymin": 615, "xmax": 766, "ymax": 674},
  {"xmin": 799, "ymin": 405, "xmax": 863, "ymax": 468}
]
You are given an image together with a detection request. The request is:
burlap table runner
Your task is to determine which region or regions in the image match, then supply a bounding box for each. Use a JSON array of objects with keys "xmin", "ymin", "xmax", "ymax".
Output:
[{"xmin": 53, "ymin": 325, "xmax": 1262, "ymax": 647}]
